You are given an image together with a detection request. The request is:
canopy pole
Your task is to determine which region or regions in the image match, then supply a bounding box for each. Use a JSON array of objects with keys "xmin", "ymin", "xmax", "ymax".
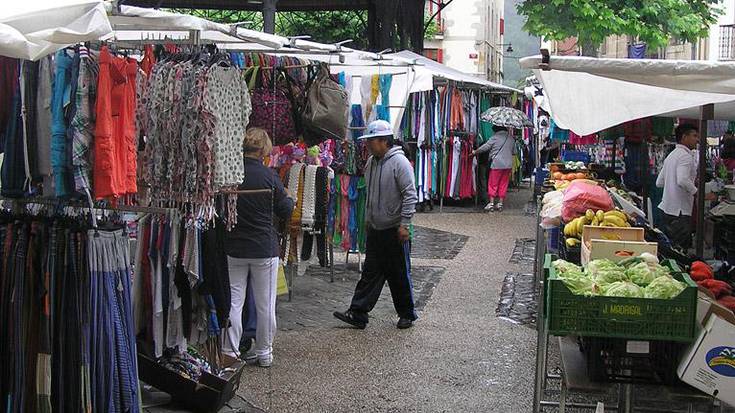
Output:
[{"xmin": 696, "ymin": 103, "xmax": 714, "ymax": 256}]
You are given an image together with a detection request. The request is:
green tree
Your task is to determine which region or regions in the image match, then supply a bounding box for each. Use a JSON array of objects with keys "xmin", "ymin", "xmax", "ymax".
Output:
[
  {"xmin": 517, "ymin": 0, "xmax": 723, "ymax": 56},
  {"xmin": 170, "ymin": 9, "xmax": 368, "ymax": 50}
]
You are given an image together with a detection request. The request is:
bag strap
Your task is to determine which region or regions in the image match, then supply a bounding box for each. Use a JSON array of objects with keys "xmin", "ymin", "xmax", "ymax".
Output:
[{"xmin": 490, "ymin": 134, "xmax": 510, "ymax": 160}]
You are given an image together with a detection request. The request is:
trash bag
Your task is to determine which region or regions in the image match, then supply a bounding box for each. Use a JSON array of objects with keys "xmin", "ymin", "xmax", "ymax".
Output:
[{"xmin": 561, "ymin": 180, "xmax": 614, "ymax": 223}]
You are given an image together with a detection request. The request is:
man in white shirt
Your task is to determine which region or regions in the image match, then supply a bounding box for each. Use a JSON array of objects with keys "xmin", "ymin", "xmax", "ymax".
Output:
[{"xmin": 655, "ymin": 124, "xmax": 699, "ymax": 249}]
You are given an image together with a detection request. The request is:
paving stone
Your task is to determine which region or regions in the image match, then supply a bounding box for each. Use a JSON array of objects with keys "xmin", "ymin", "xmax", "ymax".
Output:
[{"xmin": 277, "ymin": 265, "xmax": 445, "ymax": 331}]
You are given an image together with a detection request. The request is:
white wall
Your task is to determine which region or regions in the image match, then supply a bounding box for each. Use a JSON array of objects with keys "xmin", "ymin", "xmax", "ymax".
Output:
[
  {"xmin": 709, "ymin": 1, "xmax": 735, "ymax": 61},
  {"xmin": 435, "ymin": 0, "xmax": 504, "ymax": 81}
]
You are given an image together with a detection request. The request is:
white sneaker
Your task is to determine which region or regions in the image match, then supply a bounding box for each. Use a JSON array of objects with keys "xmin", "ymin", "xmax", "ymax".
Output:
[
  {"xmin": 245, "ymin": 353, "xmax": 273, "ymax": 368},
  {"xmin": 484, "ymin": 202, "xmax": 495, "ymax": 211},
  {"xmin": 496, "ymin": 203, "xmax": 504, "ymax": 212}
]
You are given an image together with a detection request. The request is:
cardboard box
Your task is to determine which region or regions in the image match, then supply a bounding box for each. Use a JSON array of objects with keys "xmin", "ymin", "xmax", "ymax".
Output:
[
  {"xmin": 581, "ymin": 226, "xmax": 658, "ymax": 265},
  {"xmin": 677, "ymin": 309, "xmax": 735, "ymax": 406}
]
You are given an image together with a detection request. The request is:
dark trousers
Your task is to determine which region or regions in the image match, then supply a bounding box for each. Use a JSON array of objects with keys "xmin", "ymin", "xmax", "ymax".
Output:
[
  {"xmin": 349, "ymin": 227, "xmax": 417, "ymax": 323},
  {"xmin": 661, "ymin": 213, "xmax": 692, "ymax": 250}
]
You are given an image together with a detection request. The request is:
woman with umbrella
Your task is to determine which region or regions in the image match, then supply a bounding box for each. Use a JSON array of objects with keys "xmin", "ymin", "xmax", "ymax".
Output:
[{"xmin": 471, "ymin": 107, "xmax": 531, "ymax": 212}]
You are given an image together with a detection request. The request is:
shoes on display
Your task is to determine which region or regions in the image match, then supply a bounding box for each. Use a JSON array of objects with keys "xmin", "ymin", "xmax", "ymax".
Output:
[{"xmin": 333, "ymin": 310, "xmax": 367, "ymax": 329}]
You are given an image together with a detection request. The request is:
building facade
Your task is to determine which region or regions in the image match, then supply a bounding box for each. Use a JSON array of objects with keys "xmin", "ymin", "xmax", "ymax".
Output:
[{"xmin": 423, "ymin": 0, "xmax": 506, "ymax": 82}]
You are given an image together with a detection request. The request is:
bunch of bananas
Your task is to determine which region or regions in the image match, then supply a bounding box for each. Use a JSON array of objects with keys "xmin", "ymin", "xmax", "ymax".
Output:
[{"xmin": 563, "ymin": 209, "xmax": 631, "ymax": 246}]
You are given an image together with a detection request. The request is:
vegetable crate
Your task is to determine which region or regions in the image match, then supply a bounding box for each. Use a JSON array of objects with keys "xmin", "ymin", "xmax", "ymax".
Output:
[
  {"xmin": 581, "ymin": 336, "xmax": 685, "ymax": 384},
  {"xmin": 544, "ymin": 254, "xmax": 698, "ymax": 342}
]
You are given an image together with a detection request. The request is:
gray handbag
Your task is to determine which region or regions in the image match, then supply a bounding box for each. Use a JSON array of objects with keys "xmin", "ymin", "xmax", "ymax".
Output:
[{"xmin": 301, "ymin": 65, "xmax": 349, "ymax": 144}]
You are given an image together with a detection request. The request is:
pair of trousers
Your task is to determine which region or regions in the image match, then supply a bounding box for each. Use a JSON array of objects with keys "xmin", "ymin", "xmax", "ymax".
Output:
[
  {"xmin": 487, "ymin": 168, "xmax": 512, "ymax": 200},
  {"xmin": 661, "ymin": 213, "xmax": 693, "ymax": 250},
  {"xmin": 349, "ymin": 228, "xmax": 417, "ymax": 323},
  {"xmin": 94, "ymin": 46, "xmax": 137, "ymax": 199},
  {"xmin": 224, "ymin": 256, "xmax": 279, "ymax": 359}
]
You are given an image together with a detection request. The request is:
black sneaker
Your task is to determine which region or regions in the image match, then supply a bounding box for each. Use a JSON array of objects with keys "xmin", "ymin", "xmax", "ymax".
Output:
[
  {"xmin": 333, "ymin": 310, "xmax": 367, "ymax": 329},
  {"xmin": 397, "ymin": 318, "xmax": 414, "ymax": 329}
]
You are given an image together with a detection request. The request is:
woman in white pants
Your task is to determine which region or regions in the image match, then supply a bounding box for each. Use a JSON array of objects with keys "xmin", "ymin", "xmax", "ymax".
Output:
[{"xmin": 223, "ymin": 128, "xmax": 294, "ymax": 367}]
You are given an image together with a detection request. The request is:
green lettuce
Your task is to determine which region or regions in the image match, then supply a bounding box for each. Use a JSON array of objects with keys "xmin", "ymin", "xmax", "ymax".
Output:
[
  {"xmin": 601, "ymin": 281, "xmax": 644, "ymax": 298},
  {"xmin": 561, "ymin": 276, "xmax": 598, "ymax": 296},
  {"xmin": 644, "ymin": 276, "xmax": 686, "ymax": 299},
  {"xmin": 625, "ymin": 262, "xmax": 669, "ymax": 287},
  {"xmin": 552, "ymin": 259, "xmax": 582, "ymax": 275},
  {"xmin": 593, "ymin": 269, "xmax": 629, "ymax": 285},
  {"xmin": 587, "ymin": 259, "xmax": 621, "ymax": 275}
]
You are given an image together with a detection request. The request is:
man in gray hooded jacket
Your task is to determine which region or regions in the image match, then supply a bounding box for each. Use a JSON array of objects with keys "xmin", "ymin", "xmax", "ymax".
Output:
[{"xmin": 334, "ymin": 120, "xmax": 419, "ymax": 329}]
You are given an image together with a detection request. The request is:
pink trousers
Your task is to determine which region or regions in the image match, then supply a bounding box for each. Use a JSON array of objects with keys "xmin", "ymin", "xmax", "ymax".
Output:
[{"xmin": 487, "ymin": 168, "xmax": 511, "ymax": 200}]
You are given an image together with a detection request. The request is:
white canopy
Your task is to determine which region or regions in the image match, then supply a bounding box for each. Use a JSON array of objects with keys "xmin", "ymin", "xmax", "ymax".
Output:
[
  {"xmin": 520, "ymin": 55, "xmax": 735, "ymax": 135},
  {"xmin": 389, "ymin": 50, "xmax": 521, "ymax": 93},
  {"xmin": 0, "ymin": 0, "xmax": 112, "ymax": 60}
]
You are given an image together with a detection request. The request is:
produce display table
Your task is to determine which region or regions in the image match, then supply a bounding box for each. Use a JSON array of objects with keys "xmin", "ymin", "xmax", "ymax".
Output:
[{"xmin": 532, "ymin": 220, "xmax": 726, "ymax": 413}]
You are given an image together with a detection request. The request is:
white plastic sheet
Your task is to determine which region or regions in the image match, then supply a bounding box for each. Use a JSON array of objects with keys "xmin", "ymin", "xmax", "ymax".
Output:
[
  {"xmin": 390, "ymin": 50, "xmax": 521, "ymax": 93},
  {"xmin": 0, "ymin": 0, "xmax": 112, "ymax": 60},
  {"xmin": 520, "ymin": 55, "xmax": 735, "ymax": 135}
]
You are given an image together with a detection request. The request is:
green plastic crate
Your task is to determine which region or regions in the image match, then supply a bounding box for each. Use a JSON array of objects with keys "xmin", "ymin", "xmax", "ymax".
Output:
[{"xmin": 544, "ymin": 254, "xmax": 698, "ymax": 342}]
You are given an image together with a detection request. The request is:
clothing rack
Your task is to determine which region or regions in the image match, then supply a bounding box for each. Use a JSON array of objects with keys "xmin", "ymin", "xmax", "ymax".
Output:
[{"xmin": 0, "ymin": 196, "xmax": 177, "ymax": 215}]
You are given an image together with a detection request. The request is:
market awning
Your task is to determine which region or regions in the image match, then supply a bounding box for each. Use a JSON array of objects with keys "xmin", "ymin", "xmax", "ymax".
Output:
[
  {"xmin": 520, "ymin": 55, "xmax": 735, "ymax": 136},
  {"xmin": 0, "ymin": 0, "xmax": 113, "ymax": 60},
  {"xmin": 391, "ymin": 50, "xmax": 522, "ymax": 93}
]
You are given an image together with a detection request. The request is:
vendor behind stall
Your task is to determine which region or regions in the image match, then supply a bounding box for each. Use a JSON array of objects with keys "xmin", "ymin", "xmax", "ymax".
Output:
[
  {"xmin": 656, "ymin": 124, "xmax": 699, "ymax": 250},
  {"xmin": 720, "ymin": 131, "xmax": 735, "ymax": 172}
]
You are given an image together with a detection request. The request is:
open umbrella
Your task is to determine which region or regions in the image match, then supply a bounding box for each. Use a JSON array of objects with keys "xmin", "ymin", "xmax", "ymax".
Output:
[{"xmin": 481, "ymin": 106, "xmax": 533, "ymax": 129}]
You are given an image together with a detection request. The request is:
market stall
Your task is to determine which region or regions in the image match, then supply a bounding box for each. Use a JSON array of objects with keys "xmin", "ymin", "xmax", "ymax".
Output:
[
  {"xmin": 525, "ymin": 55, "xmax": 735, "ymax": 412},
  {"xmin": 0, "ymin": 3, "xmax": 411, "ymax": 411}
]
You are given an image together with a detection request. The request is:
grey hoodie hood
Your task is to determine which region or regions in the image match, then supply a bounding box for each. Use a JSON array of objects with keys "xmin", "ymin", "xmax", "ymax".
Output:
[{"xmin": 365, "ymin": 146, "xmax": 418, "ymax": 230}]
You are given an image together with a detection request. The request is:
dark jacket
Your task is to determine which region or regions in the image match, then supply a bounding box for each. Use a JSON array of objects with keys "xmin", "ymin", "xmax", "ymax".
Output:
[{"xmin": 224, "ymin": 157, "xmax": 294, "ymax": 259}]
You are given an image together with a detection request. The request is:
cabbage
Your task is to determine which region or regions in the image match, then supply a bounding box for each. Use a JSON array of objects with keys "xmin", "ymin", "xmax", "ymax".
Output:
[
  {"xmin": 593, "ymin": 269, "xmax": 629, "ymax": 285},
  {"xmin": 644, "ymin": 276, "xmax": 686, "ymax": 299},
  {"xmin": 552, "ymin": 259, "xmax": 582, "ymax": 275},
  {"xmin": 601, "ymin": 281, "xmax": 644, "ymax": 298},
  {"xmin": 562, "ymin": 276, "xmax": 598, "ymax": 296},
  {"xmin": 587, "ymin": 259, "xmax": 620, "ymax": 275},
  {"xmin": 625, "ymin": 262, "xmax": 669, "ymax": 287}
]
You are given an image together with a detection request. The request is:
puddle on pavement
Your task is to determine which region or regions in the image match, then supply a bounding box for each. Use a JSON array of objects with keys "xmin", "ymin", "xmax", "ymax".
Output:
[
  {"xmin": 411, "ymin": 226, "xmax": 468, "ymax": 260},
  {"xmin": 496, "ymin": 271, "xmax": 537, "ymax": 328},
  {"xmin": 509, "ymin": 238, "xmax": 536, "ymax": 265}
]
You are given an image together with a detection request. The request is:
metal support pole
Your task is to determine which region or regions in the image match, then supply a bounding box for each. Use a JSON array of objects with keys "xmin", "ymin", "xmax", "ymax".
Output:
[
  {"xmin": 696, "ymin": 104, "xmax": 714, "ymax": 256},
  {"xmin": 533, "ymin": 204, "xmax": 548, "ymax": 413},
  {"xmin": 288, "ymin": 264, "xmax": 296, "ymax": 302},
  {"xmin": 329, "ymin": 242, "xmax": 335, "ymax": 283},
  {"xmin": 262, "ymin": 0, "xmax": 278, "ymax": 34}
]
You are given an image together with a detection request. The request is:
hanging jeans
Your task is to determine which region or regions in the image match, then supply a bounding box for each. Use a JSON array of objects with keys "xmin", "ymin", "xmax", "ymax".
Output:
[
  {"xmin": 488, "ymin": 168, "xmax": 512, "ymax": 200},
  {"xmin": 51, "ymin": 51, "xmax": 74, "ymax": 197},
  {"xmin": 223, "ymin": 256, "xmax": 279, "ymax": 361},
  {"xmin": 348, "ymin": 228, "xmax": 417, "ymax": 324}
]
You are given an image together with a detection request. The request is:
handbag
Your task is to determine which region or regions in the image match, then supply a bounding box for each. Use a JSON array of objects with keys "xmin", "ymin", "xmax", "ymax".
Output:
[
  {"xmin": 247, "ymin": 66, "xmax": 298, "ymax": 145},
  {"xmin": 299, "ymin": 64, "xmax": 349, "ymax": 146}
]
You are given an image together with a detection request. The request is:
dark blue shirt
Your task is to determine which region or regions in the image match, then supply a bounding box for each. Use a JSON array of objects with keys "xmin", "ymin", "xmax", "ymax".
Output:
[{"xmin": 224, "ymin": 157, "xmax": 294, "ymax": 258}]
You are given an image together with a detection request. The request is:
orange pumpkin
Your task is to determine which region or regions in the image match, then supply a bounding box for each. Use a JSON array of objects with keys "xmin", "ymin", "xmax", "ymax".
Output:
[{"xmin": 575, "ymin": 173, "xmax": 586, "ymax": 180}]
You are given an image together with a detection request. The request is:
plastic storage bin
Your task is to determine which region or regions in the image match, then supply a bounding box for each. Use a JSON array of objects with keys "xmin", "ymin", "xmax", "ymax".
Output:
[{"xmin": 544, "ymin": 254, "xmax": 698, "ymax": 342}]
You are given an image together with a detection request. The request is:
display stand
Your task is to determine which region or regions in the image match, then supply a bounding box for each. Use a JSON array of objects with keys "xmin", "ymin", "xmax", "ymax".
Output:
[{"xmin": 532, "ymin": 192, "xmax": 725, "ymax": 413}]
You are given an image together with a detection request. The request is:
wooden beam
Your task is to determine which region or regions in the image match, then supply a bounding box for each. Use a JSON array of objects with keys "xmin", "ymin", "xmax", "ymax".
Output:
[{"xmin": 126, "ymin": 0, "xmax": 370, "ymax": 11}]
